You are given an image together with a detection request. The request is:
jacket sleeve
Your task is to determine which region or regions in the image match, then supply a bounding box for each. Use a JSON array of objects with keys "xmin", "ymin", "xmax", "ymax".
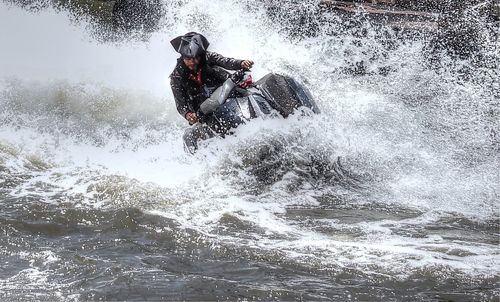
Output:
[
  {"xmin": 206, "ymin": 51, "xmax": 243, "ymax": 70},
  {"xmin": 170, "ymin": 74, "xmax": 191, "ymax": 119}
]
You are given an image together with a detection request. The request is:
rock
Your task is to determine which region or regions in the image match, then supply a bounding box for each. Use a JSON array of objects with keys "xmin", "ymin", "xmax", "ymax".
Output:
[
  {"xmin": 111, "ymin": 0, "xmax": 164, "ymax": 32},
  {"xmin": 429, "ymin": 1, "xmax": 491, "ymax": 59},
  {"xmin": 258, "ymin": 0, "xmax": 322, "ymax": 38}
]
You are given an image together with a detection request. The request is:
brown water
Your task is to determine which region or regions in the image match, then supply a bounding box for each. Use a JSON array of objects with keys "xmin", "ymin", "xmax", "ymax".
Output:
[{"xmin": 0, "ymin": 0, "xmax": 499, "ymax": 301}]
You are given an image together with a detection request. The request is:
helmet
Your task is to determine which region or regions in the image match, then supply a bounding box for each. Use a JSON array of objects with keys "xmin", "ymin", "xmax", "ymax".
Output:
[{"xmin": 170, "ymin": 32, "xmax": 210, "ymax": 58}]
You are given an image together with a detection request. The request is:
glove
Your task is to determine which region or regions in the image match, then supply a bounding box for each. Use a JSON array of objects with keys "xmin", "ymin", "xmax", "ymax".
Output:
[{"xmin": 229, "ymin": 69, "xmax": 246, "ymax": 83}]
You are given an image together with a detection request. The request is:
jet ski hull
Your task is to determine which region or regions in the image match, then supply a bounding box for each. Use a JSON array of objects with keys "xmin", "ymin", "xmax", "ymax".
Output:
[{"xmin": 183, "ymin": 73, "xmax": 319, "ymax": 153}]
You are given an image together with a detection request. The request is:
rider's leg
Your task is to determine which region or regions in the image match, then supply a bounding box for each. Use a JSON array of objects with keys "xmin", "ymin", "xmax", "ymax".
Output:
[{"xmin": 183, "ymin": 123, "xmax": 215, "ymax": 153}]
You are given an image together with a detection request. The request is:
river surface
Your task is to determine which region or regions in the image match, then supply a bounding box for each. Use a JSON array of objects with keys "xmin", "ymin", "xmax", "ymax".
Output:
[{"xmin": 0, "ymin": 1, "xmax": 499, "ymax": 301}]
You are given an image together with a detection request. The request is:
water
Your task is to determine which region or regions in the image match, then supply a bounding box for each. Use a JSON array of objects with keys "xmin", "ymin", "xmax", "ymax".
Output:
[{"xmin": 0, "ymin": 0, "xmax": 499, "ymax": 300}]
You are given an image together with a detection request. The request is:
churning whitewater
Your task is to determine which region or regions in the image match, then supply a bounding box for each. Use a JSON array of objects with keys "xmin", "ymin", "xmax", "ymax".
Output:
[{"xmin": 0, "ymin": 0, "xmax": 498, "ymax": 300}]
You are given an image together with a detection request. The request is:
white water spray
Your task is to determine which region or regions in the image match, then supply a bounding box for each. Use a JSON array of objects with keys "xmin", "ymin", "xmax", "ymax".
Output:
[{"xmin": 0, "ymin": 0, "xmax": 498, "ymax": 285}]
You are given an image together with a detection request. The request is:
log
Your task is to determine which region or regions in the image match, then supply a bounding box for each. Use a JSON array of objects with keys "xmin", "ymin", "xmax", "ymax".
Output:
[{"xmin": 319, "ymin": 0, "xmax": 439, "ymax": 20}]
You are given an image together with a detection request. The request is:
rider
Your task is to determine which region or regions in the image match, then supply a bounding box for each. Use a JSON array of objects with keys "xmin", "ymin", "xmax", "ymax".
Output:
[{"xmin": 170, "ymin": 32, "xmax": 254, "ymax": 125}]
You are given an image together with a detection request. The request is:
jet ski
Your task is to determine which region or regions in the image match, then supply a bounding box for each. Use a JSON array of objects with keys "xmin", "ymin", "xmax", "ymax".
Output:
[{"xmin": 183, "ymin": 71, "xmax": 320, "ymax": 153}]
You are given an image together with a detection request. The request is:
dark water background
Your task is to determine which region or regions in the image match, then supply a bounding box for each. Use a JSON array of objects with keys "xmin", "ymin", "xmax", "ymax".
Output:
[{"xmin": 0, "ymin": 0, "xmax": 499, "ymax": 300}]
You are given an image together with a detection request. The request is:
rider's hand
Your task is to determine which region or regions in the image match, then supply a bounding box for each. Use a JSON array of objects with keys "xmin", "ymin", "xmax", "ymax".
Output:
[
  {"xmin": 185, "ymin": 112, "xmax": 199, "ymax": 125},
  {"xmin": 241, "ymin": 60, "xmax": 254, "ymax": 70},
  {"xmin": 230, "ymin": 70, "xmax": 246, "ymax": 83}
]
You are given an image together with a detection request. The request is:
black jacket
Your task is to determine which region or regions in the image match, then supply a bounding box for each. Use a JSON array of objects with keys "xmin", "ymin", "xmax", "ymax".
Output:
[{"xmin": 170, "ymin": 51, "xmax": 243, "ymax": 120}]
